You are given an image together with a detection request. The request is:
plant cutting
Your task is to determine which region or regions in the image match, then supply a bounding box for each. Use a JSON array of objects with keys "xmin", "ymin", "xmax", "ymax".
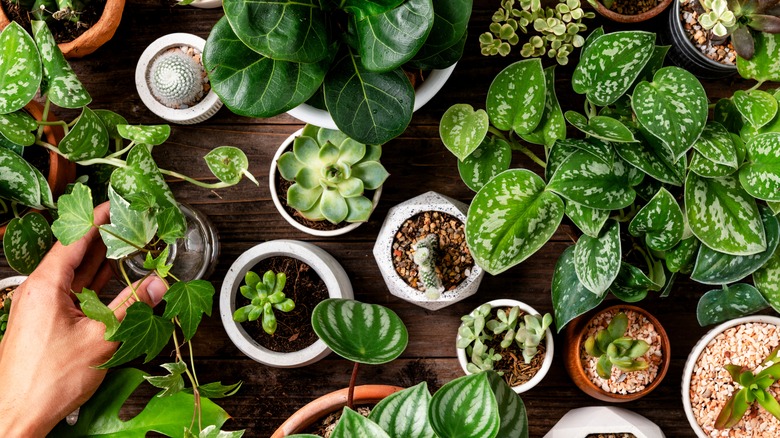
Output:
[
  {"xmin": 202, "ymin": 0, "xmax": 471, "ymax": 145},
  {"xmin": 438, "ymin": 28, "xmax": 780, "ymax": 334}
]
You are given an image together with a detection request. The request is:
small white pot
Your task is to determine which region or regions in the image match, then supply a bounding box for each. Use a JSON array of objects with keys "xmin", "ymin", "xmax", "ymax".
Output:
[
  {"xmin": 269, "ymin": 128, "xmax": 383, "ymax": 237},
  {"xmin": 135, "ymin": 33, "xmax": 223, "ymax": 124},
  {"xmin": 286, "ymin": 64, "xmax": 457, "ymax": 129},
  {"xmin": 543, "ymin": 406, "xmax": 665, "ymax": 438},
  {"xmin": 0, "ymin": 276, "xmax": 27, "ymax": 291},
  {"xmin": 373, "ymin": 191, "xmax": 483, "ymax": 311},
  {"xmin": 219, "ymin": 240, "xmax": 354, "ymax": 368},
  {"xmin": 189, "ymin": 0, "xmax": 222, "ymax": 8},
  {"xmin": 682, "ymin": 315, "xmax": 780, "ymax": 438},
  {"xmin": 456, "ymin": 299, "xmax": 553, "ymax": 394}
]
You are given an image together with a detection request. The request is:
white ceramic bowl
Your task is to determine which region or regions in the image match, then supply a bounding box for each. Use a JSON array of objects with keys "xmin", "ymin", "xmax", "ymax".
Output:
[
  {"xmin": 0, "ymin": 276, "xmax": 27, "ymax": 291},
  {"xmin": 543, "ymin": 406, "xmax": 665, "ymax": 438},
  {"xmin": 456, "ymin": 299, "xmax": 554, "ymax": 394},
  {"xmin": 189, "ymin": 0, "xmax": 222, "ymax": 8}
]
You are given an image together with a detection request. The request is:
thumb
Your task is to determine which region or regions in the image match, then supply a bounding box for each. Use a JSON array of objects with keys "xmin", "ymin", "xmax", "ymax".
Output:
[{"xmin": 108, "ymin": 276, "xmax": 168, "ymax": 321}]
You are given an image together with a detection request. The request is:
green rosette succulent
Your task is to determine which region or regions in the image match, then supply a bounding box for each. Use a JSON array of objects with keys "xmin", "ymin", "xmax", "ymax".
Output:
[
  {"xmin": 277, "ymin": 126, "xmax": 389, "ymax": 225},
  {"xmin": 233, "ymin": 270, "xmax": 295, "ymax": 335}
]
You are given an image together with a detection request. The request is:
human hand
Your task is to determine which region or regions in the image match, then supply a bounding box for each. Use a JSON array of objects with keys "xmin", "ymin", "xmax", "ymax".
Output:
[{"xmin": 0, "ymin": 202, "xmax": 168, "ymax": 437}]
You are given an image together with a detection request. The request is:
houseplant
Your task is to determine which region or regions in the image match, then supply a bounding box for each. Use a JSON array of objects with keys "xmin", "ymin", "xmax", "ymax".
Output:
[
  {"xmin": 587, "ymin": 0, "xmax": 673, "ymax": 23},
  {"xmin": 219, "ymin": 240, "xmax": 354, "ymax": 368},
  {"xmin": 202, "ymin": 0, "xmax": 471, "ymax": 145},
  {"xmin": 456, "ymin": 299, "xmax": 554, "ymax": 393},
  {"xmin": 373, "ymin": 191, "xmax": 484, "ymax": 311},
  {"xmin": 270, "ymin": 126, "xmax": 387, "ymax": 237},
  {"xmin": 0, "ymin": 275, "xmax": 26, "ymax": 342},
  {"xmin": 543, "ymin": 406, "xmax": 665, "ymax": 438},
  {"xmin": 438, "ymin": 29, "xmax": 780, "ymax": 333}
]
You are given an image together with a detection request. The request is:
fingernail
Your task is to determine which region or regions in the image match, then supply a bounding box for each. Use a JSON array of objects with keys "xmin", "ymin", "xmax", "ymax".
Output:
[{"xmin": 147, "ymin": 276, "xmax": 167, "ymax": 306}]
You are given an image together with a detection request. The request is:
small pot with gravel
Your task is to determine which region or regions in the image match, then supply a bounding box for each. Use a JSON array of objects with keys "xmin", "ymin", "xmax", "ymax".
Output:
[
  {"xmin": 587, "ymin": 0, "xmax": 673, "ymax": 23},
  {"xmin": 564, "ymin": 304, "xmax": 670, "ymax": 403},
  {"xmin": 0, "ymin": 276, "xmax": 26, "ymax": 343},
  {"xmin": 373, "ymin": 192, "xmax": 485, "ymax": 311},
  {"xmin": 543, "ymin": 406, "xmax": 665, "ymax": 438}
]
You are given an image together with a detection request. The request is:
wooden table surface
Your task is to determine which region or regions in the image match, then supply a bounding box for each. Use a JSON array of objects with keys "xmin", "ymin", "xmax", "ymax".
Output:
[{"xmin": 0, "ymin": 1, "xmax": 768, "ymax": 436}]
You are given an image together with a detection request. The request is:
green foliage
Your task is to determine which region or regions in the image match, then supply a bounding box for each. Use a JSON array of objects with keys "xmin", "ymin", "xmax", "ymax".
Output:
[
  {"xmin": 697, "ymin": 0, "xmax": 780, "ymax": 62},
  {"xmin": 232, "ymin": 270, "xmax": 294, "ymax": 336},
  {"xmin": 716, "ymin": 346, "xmax": 780, "ymax": 429},
  {"xmin": 3, "ymin": 211, "xmax": 52, "ymax": 274},
  {"xmin": 162, "ymin": 280, "xmax": 215, "ymax": 341},
  {"xmin": 583, "ymin": 312, "xmax": 650, "ymax": 379}
]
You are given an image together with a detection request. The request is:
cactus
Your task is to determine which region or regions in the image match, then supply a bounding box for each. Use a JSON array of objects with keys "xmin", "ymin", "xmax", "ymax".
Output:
[
  {"xmin": 584, "ymin": 312, "xmax": 650, "ymax": 379},
  {"xmin": 149, "ymin": 48, "xmax": 205, "ymax": 109},
  {"xmin": 232, "ymin": 270, "xmax": 295, "ymax": 335},
  {"xmin": 413, "ymin": 234, "xmax": 445, "ymax": 300}
]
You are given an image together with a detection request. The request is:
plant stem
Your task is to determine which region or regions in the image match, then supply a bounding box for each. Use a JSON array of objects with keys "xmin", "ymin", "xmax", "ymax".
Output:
[
  {"xmin": 106, "ymin": 141, "xmax": 135, "ymax": 159},
  {"xmin": 487, "ymin": 126, "xmax": 509, "ymax": 142},
  {"xmin": 109, "ymin": 272, "xmax": 151, "ymax": 312},
  {"xmin": 76, "ymin": 157, "xmax": 128, "ymax": 168},
  {"xmin": 159, "ymin": 169, "xmax": 230, "ymax": 189},
  {"xmin": 508, "ymin": 132, "xmax": 546, "ymax": 168},
  {"xmin": 11, "ymin": 202, "xmax": 19, "ymax": 219},
  {"xmin": 36, "ymin": 120, "xmax": 69, "ymax": 130},
  {"xmin": 347, "ymin": 362, "xmax": 359, "ymax": 410},
  {"xmin": 173, "ymin": 318, "xmax": 202, "ymax": 433},
  {"xmin": 746, "ymin": 80, "xmax": 765, "ymax": 93},
  {"xmin": 97, "ymin": 225, "xmax": 148, "ymax": 253},
  {"xmin": 0, "ymin": 199, "xmax": 7, "ymax": 215},
  {"xmin": 118, "ymin": 261, "xmax": 142, "ymax": 303},
  {"xmin": 36, "ymin": 97, "xmax": 51, "ymax": 140},
  {"xmin": 188, "ymin": 339, "xmax": 200, "ymax": 388}
]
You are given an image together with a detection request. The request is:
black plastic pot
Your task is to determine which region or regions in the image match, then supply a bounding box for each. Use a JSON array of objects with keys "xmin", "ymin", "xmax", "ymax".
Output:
[{"xmin": 662, "ymin": 0, "xmax": 737, "ymax": 79}]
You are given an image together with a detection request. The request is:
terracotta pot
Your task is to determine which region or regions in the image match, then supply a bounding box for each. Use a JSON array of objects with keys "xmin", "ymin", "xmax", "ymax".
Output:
[
  {"xmin": 564, "ymin": 304, "xmax": 671, "ymax": 403},
  {"xmin": 271, "ymin": 385, "xmax": 404, "ymax": 437},
  {"xmin": 0, "ymin": 0, "xmax": 125, "ymax": 58},
  {"xmin": 590, "ymin": 0, "xmax": 672, "ymax": 23},
  {"xmin": 0, "ymin": 101, "xmax": 74, "ymax": 238}
]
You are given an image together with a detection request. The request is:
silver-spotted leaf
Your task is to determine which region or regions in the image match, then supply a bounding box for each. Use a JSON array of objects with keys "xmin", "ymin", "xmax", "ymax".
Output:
[
  {"xmin": 628, "ymin": 187, "xmax": 684, "ymax": 251},
  {"xmin": 737, "ymin": 32, "xmax": 780, "ymax": 82},
  {"xmin": 0, "ymin": 22, "xmax": 41, "ymax": 114},
  {"xmin": 697, "ymin": 283, "xmax": 769, "ymax": 326},
  {"xmin": 110, "ymin": 144, "xmax": 180, "ymax": 213},
  {"xmin": 689, "ymin": 149, "xmax": 737, "ymax": 178},
  {"xmin": 574, "ymin": 219, "xmax": 621, "ymax": 297},
  {"xmin": 368, "ymin": 383, "xmax": 434, "ymax": 438},
  {"xmin": 428, "ymin": 372, "xmax": 499, "ymax": 438},
  {"xmin": 547, "ymin": 150, "xmax": 637, "ymax": 210},
  {"xmin": 486, "ymin": 59, "xmax": 546, "ymax": 135},
  {"xmin": 665, "ymin": 236, "xmax": 700, "ymax": 274},
  {"xmin": 552, "ymin": 246, "xmax": 605, "ymax": 332},
  {"xmin": 613, "ymin": 129, "xmax": 684, "ymax": 185},
  {"xmin": 520, "ymin": 65, "xmax": 566, "ymax": 148},
  {"xmin": 117, "ymin": 125, "xmax": 171, "ymax": 146},
  {"xmin": 0, "ymin": 110, "xmax": 37, "ymax": 146},
  {"xmin": 692, "ymin": 122, "xmax": 738, "ymax": 168},
  {"xmin": 565, "ymin": 111, "xmax": 636, "ymax": 143},
  {"xmin": 457, "ymin": 137, "xmax": 511, "ymax": 192},
  {"xmin": 739, "ymin": 132, "xmax": 780, "ymax": 201},
  {"xmin": 734, "ymin": 90, "xmax": 778, "ymax": 129},
  {"xmin": 3, "ymin": 212, "xmax": 52, "ymax": 275},
  {"xmin": 755, "ymin": 245, "xmax": 780, "ymax": 313},
  {"xmin": 204, "ymin": 146, "xmax": 257, "ymax": 186},
  {"xmin": 31, "ymin": 20, "xmax": 90, "ymax": 109},
  {"xmin": 566, "ymin": 201, "xmax": 609, "ymax": 238},
  {"xmin": 440, "ymin": 104, "xmax": 489, "ymax": 161},
  {"xmin": 94, "ymin": 110, "xmax": 128, "ymax": 141},
  {"xmin": 99, "ymin": 187, "xmax": 157, "ymax": 259},
  {"xmin": 59, "ymin": 108, "xmax": 109, "ymax": 161}
]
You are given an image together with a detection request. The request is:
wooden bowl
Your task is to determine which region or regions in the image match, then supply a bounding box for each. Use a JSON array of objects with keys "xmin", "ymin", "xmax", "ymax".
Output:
[
  {"xmin": 590, "ymin": 0, "xmax": 673, "ymax": 23},
  {"xmin": 564, "ymin": 304, "xmax": 671, "ymax": 402}
]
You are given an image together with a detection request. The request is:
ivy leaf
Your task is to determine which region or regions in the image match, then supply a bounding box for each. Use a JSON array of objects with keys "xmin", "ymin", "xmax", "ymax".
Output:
[
  {"xmin": 31, "ymin": 20, "xmax": 91, "ymax": 109},
  {"xmin": 565, "ymin": 111, "xmax": 636, "ymax": 143},
  {"xmin": 755, "ymin": 245, "xmax": 780, "ymax": 313},
  {"xmin": 143, "ymin": 245, "xmax": 172, "ymax": 279},
  {"xmin": 665, "ymin": 236, "xmax": 700, "ymax": 274},
  {"xmin": 99, "ymin": 187, "xmax": 157, "ymax": 260},
  {"xmin": 520, "ymin": 65, "xmax": 566, "ymax": 149},
  {"xmin": 734, "ymin": 89, "xmax": 778, "ymax": 130},
  {"xmin": 331, "ymin": 408, "xmax": 390, "ymax": 438},
  {"xmin": 3, "ymin": 212, "xmax": 52, "ymax": 275},
  {"xmin": 162, "ymin": 280, "xmax": 215, "ymax": 341},
  {"xmin": 100, "ymin": 302, "xmax": 174, "ymax": 369},
  {"xmin": 144, "ymin": 362, "xmax": 187, "ymax": 397},
  {"xmin": 117, "ymin": 125, "xmax": 171, "ymax": 146},
  {"xmin": 566, "ymin": 201, "xmax": 609, "ymax": 238},
  {"xmin": 440, "ymin": 104, "xmax": 489, "ymax": 161},
  {"xmin": 697, "ymin": 284, "xmax": 769, "ymax": 326},
  {"xmin": 189, "ymin": 381, "xmax": 242, "ymax": 399},
  {"xmin": 574, "ymin": 219, "xmax": 621, "ymax": 297},
  {"xmin": 156, "ymin": 206, "xmax": 187, "ymax": 245},
  {"xmin": 205, "ymin": 146, "xmax": 258, "ymax": 186},
  {"xmin": 0, "ymin": 110, "xmax": 37, "ymax": 146},
  {"xmin": 547, "ymin": 150, "xmax": 638, "ymax": 210},
  {"xmin": 552, "ymin": 246, "xmax": 605, "ymax": 332},
  {"xmin": 739, "ymin": 132, "xmax": 780, "ymax": 202},
  {"xmin": 629, "ymin": 187, "xmax": 684, "ymax": 252},
  {"xmin": 0, "ymin": 22, "xmax": 41, "ymax": 114},
  {"xmin": 428, "ymin": 372, "xmax": 499, "ymax": 438},
  {"xmin": 76, "ymin": 288, "xmax": 119, "ymax": 340},
  {"xmin": 486, "ymin": 59, "xmax": 546, "ymax": 135},
  {"xmin": 737, "ymin": 32, "xmax": 780, "ymax": 82},
  {"xmin": 457, "ymin": 137, "xmax": 511, "ymax": 192},
  {"xmin": 368, "ymin": 382, "xmax": 434, "ymax": 438},
  {"xmin": 51, "ymin": 182, "xmax": 94, "ymax": 245},
  {"xmin": 59, "ymin": 107, "xmax": 109, "ymax": 161}
]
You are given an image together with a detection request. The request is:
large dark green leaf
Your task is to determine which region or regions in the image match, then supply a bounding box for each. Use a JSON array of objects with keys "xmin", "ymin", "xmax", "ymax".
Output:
[
  {"xmin": 552, "ymin": 246, "xmax": 605, "ymax": 333},
  {"xmin": 697, "ymin": 284, "xmax": 769, "ymax": 326},
  {"xmin": 323, "ymin": 50, "xmax": 413, "ymax": 145},
  {"xmin": 368, "ymin": 382, "xmax": 434, "ymax": 438},
  {"xmin": 408, "ymin": 0, "xmax": 471, "ymax": 69},
  {"xmin": 162, "ymin": 280, "xmax": 215, "ymax": 341},
  {"xmin": 59, "ymin": 107, "xmax": 109, "ymax": 161},
  {"xmin": 428, "ymin": 373, "xmax": 499, "ymax": 438},
  {"xmin": 574, "ymin": 219, "xmax": 621, "ymax": 297},
  {"xmin": 485, "ymin": 371, "xmax": 528, "ymax": 438},
  {"xmin": 3, "ymin": 212, "xmax": 52, "ymax": 275},
  {"xmin": 31, "ymin": 20, "xmax": 91, "ymax": 109},
  {"xmin": 486, "ymin": 59, "xmax": 546, "ymax": 135},
  {"xmin": 342, "ymin": 0, "xmax": 404, "ymax": 18},
  {"xmin": 547, "ymin": 150, "xmax": 638, "ymax": 210},
  {"xmin": 204, "ymin": 17, "xmax": 329, "ymax": 118},
  {"xmin": 0, "ymin": 145, "xmax": 41, "ymax": 208},
  {"xmin": 0, "ymin": 22, "xmax": 41, "ymax": 114},
  {"xmin": 739, "ymin": 133, "xmax": 780, "ymax": 201},
  {"xmin": 100, "ymin": 302, "xmax": 174, "ymax": 368}
]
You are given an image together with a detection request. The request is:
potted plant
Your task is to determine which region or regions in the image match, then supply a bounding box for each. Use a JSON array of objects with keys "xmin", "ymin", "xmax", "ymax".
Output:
[
  {"xmin": 543, "ymin": 406, "xmax": 665, "ymax": 437},
  {"xmin": 0, "ymin": 275, "xmax": 26, "ymax": 342},
  {"xmin": 372, "ymin": 191, "xmax": 484, "ymax": 311},
  {"xmin": 456, "ymin": 299, "xmax": 554, "ymax": 394},
  {"xmin": 270, "ymin": 126, "xmax": 387, "ymax": 237},
  {"xmin": 219, "ymin": 240, "xmax": 354, "ymax": 368},
  {"xmin": 564, "ymin": 304, "xmax": 670, "ymax": 402},
  {"xmin": 135, "ymin": 33, "xmax": 223, "ymax": 124},
  {"xmin": 683, "ymin": 315, "xmax": 780, "ymax": 437},
  {"xmin": 202, "ymin": 0, "xmax": 471, "ymax": 145},
  {"xmin": 588, "ymin": 0, "xmax": 673, "ymax": 23}
]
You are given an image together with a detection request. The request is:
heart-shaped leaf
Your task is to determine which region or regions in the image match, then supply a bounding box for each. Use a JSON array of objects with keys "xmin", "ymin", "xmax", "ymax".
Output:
[
  {"xmin": 692, "ymin": 205, "xmax": 780, "ymax": 284},
  {"xmin": 485, "ymin": 371, "xmax": 529, "ymax": 438},
  {"xmin": 205, "ymin": 146, "xmax": 257, "ymax": 186},
  {"xmin": 368, "ymin": 382, "xmax": 434, "ymax": 438},
  {"xmin": 3, "ymin": 211, "xmax": 52, "ymax": 275},
  {"xmin": 311, "ymin": 299, "xmax": 408, "ymax": 365},
  {"xmin": 685, "ymin": 172, "xmax": 766, "ymax": 256},
  {"xmin": 581, "ymin": 27, "xmax": 605, "ymax": 53},
  {"xmin": 552, "ymin": 246, "xmax": 605, "ymax": 332},
  {"xmin": 100, "ymin": 302, "xmax": 174, "ymax": 368},
  {"xmin": 76, "ymin": 288, "xmax": 120, "ymax": 340},
  {"xmin": 547, "ymin": 150, "xmax": 638, "ymax": 210},
  {"xmin": 754, "ymin": 245, "xmax": 780, "ymax": 313},
  {"xmin": 162, "ymin": 280, "xmax": 215, "ymax": 341},
  {"xmin": 692, "ymin": 122, "xmax": 738, "ymax": 169},
  {"xmin": 0, "ymin": 22, "xmax": 41, "ymax": 114},
  {"xmin": 59, "ymin": 108, "xmax": 109, "ymax": 161},
  {"xmin": 565, "ymin": 111, "xmax": 636, "ymax": 143},
  {"xmin": 94, "ymin": 110, "xmax": 128, "ymax": 141},
  {"xmin": 408, "ymin": 0, "xmax": 471, "ymax": 69},
  {"xmin": 110, "ymin": 144, "xmax": 180, "ymax": 213},
  {"xmin": 737, "ymin": 32, "xmax": 780, "ymax": 82},
  {"xmin": 486, "ymin": 59, "xmax": 546, "ymax": 135},
  {"xmin": 697, "ymin": 283, "xmax": 769, "ymax": 326},
  {"xmin": 331, "ymin": 408, "xmax": 390, "ymax": 438},
  {"xmin": 457, "ymin": 137, "xmax": 511, "ymax": 192},
  {"xmin": 428, "ymin": 372, "xmax": 499, "ymax": 438},
  {"xmin": 614, "ymin": 129, "xmax": 684, "ymax": 185},
  {"xmin": 144, "ymin": 362, "xmax": 187, "ymax": 398},
  {"xmin": 566, "ymin": 201, "xmax": 609, "ymax": 238},
  {"xmin": 99, "ymin": 187, "xmax": 157, "ymax": 259},
  {"xmin": 715, "ymin": 97, "xmax": 744, "ymax": 133},
  {"xmin": 689, "ymin": 150, "xmax": 736, "ymax": 178},
  {"xmin": 520, "ymin": 65, "xmax": 566, "ymax": 148},
  {"xmin": 51, "ymin": 182, "xmax": 94, "ymax": 245},
  {"xmin": 739, "ymin": 133, "xmax": 780, "ymax": 201},
  {"xmin": 574, "ymin": 219, "xmax": 621, "ymax": 297},
  {"xmin": 117, "ymin": 125, "xmax": 170, "ymax": 146},
  {"xmin": 545, "ymin": 139, "xmax": 582, "ymax": 182},
  {"xmin": 609, "ymin": 262, "xmax": 662, "ymax": 302},
  {"xmin": 31, "ymin": 20, "xmax": 91, "ymax": 109},
  {"xmin": 572, "ymin": 31, "xmax": 655, "ymax": 106},
  {"xmin": 466, "ymin": 169, "xmax": 564, "ymax": 275},
  {"xmin": 665, "ymin": 236, "xmax": 700, "ymax": 274},
  {"xmin": 631, "ymin": 45, "xmax": 671, "ymax": 89},
  {"xmin": 0, "ymin": 110, "xmax": 37, "ymax": 146},
  {"xmin": 734, "ymin": 90, "xmax": 778, "ymax": 129},
  {"xmin": 632, "ymin": 67, "xmax": 708, "ymax": 161},
  {"xmin": 440, "ymin": 104, "xmax": 489, "ymax": 161},
  {"xmin": 629, "ymin": 187, "xmax": 684, "ymax": 251}
]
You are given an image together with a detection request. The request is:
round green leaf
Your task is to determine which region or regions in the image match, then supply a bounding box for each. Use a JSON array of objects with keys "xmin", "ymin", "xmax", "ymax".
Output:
[
  {"xmin": 428, "ymin": 373, "xmax": 499, "ymax": 438},
  {"xmin": 440, "ymin": 104, "xmax": 489, "ymax": 161},
  {"xmin": 485, "ymin": 371, "xmax": 529, "ymax": 438},
  {"xmin": 3, "ymin": 212, "xmax": 52, "ymax": 275},
  {"xmin": 311, "ymin": 299, "xmax": 408, "ymax": 365},
  {"xmin": 457, "ymin": 137, "xmax": 511, "ymax": 192},
  {"xmin": 486, "ymin": 59, "xmax": 545, "ymax": 135},
  {"xmin": 565, "ymin": 111, "xmax": 636, "ymax": 143},
  {"xmin": 734, "ymin": 90, "xmax": 778, "ymax": 130},
  {"xmin": 697, "ymin": 283, "xmax": 769, "ymax": 326},
  {"xmin": 0, "ymin": 22, "xmax": 42, "ymax": 114},
  {"xmin": 60, "ymin": 107, "xmax": 109, "ymax": 161},
  {"xmin": 368, "ymin": 382, "xmax": 434, "ymax": 438},
  {"xmin": 408, "ymin": 0, "xmax": 471, "ymax": 69},
  {"xmin": 547, "ymin": 150, "xmax": 637, "ymax": 210},
  {"xmin": 628, "ymin": 187, "xmax": 684, "ymax": 251},
  {"xmin": 739, "ymin": 132, "xmax": 780, "ymax": 201},
  {"xmin": 204, "ymin": 146, "xmax": 256, "ymax": 186},
  {"xmin": 574, "ymin": 219, "xmax": 621, "ymax": 297},
  {"xmin": 342, "ymin": 0, "xmax": 404, "ymax": 18},
  {"xmin": 552, "ymin": 246, "xmax": 605, "ymax": 333}
]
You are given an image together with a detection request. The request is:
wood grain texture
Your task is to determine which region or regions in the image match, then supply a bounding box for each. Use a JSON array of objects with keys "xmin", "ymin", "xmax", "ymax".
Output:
[{"xmin": 0, "ymin": 1, "xmax": 769, "ymax": 436}]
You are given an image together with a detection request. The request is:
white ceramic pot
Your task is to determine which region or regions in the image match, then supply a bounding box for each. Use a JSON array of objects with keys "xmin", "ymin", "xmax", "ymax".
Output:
[
  {"xmin": 286, "ymin": 64, "xmax": 457, "ymax": 129},
  {"xmin": 455, "ymin": 299, "xmax": 553, "ymax": 394},
  {"xmin": 269, "ymin": 128, "xmax": 383, "ymax": 237},
  {"xmin": 135, "ymin": 33, "xmax": 223, "ymax": 124},
  {"xmin": 543, "ymin": 406, "xmax": 665, "ymax": 438},
  {"xmin": 682, "ymin": 315, "xmax": 780, "ymax": 438},
  {"xmin": 373, "ymin": 191, "xmax": 483, "ymax": 311},
  {"xmin": 0, "ymin": 276, "xmax": 27, "ymax": 291},
  {"xmin": 189, "ymin": 0, "xmax": 222, "ymax": 8},
  {"xmin": 220, "ymin": 240, "xmax": 354, "ymax": 368}
]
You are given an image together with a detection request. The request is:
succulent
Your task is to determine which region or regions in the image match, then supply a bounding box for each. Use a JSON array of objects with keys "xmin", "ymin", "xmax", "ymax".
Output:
[
  {"xmin": 699, "ymin": 0, "xmax": 738, "ymax": 36},
  {"xmin": 697, "ymin": 0, "xmax": 780, "ymax": 59},
  {"xmin": 413, "ymin": 234, "xmax": 445, "ymax": 300},
  {"xmin": 277, "ymin": 125, "xmax": 389, "ymax": 225},
  {"xmin": 0, "ymin": 290, "xmax": 12, "ymax": 343},
  {"xmin": 584, "ymin": 312, "xmax": 650, "ymax": 379},
  {"xmin": 232, "ymin": 270, "xmax": 295, "ymax": 335},
  {"xmin": 149, "ymin": 48, "xmax": 205, "ymax": 109},
  {"xmin": 515, "ymin": 313, "xmax": 553, "ymax": 363},
  {"xmin": 480, "ymin": 0, "xmax": 593, "ymax": 65},
  {"xmin": 716, "ymin": 345, "xmax": 780, "ymax": 429}
]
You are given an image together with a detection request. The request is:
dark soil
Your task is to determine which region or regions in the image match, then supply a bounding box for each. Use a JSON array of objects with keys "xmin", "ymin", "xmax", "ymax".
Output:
[
  {"xmin": 483, "ymin": 308, "xmax": 546, "ymax": 388},
  {"xmin": 302, "ymin": 405, "xmax": 372, "ymax": 438},
  {"xmin": 238, "ymin": 256, "xmax": 327, "ymax": 353},
  {"xmin": 586, "ymin": 434, "xmax": 637, "ymax": 438},
  {"xmin": 606, "ymin": 0, "xmax": 659, "ymax": 15},
  {"xmin": 3, "ymin": 0, "xmax": 106, "ymax": 44},
  {"xmin": 391, "ymin": 211, "xmax": 474, "ymax": 293}
]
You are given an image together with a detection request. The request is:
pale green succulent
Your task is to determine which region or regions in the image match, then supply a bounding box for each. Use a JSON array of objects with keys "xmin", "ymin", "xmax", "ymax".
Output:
[
  {"xmin": 515, "ymin": 313, "xmax": 552, "ymax": 363},
  {"xmin": 584, "ymin": 312, "xmax": 650, "ymax": 379},
  {"xmin": 149, "ymin": 48, "xmax": 205, "ymax": 108},
  {"xmin": 232, "ymin": 270, "xmax": 295, "ymax": 335},
  {"xmin": 699, "ymin": 0, "xmax": 737, "ymax": 37},
  {"xmin": 277, "ymin": 125, "xmax": 389, "ymax": 225}
]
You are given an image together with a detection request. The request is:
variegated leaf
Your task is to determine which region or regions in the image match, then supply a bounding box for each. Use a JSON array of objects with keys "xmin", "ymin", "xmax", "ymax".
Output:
[
  {"xmin": 0, "ymin": 22, "xmax": 41, "ymax": 114},
  {"xmin": 31, "ymin": 164, "xmax": 52, "ymax": 209},
  {"xmin": 117, "ymin": 125, "xmax": 171, "ymax": 146},
  {"xmin": 0, "ymin": 146, "xmax": 41, "ymax": 208},
  {"xmin": 581, "ymin": 26, "xmax": 604, "ymax": 53},
  {"xmin": 457, "ymin": 137, "xmax": 511, "ymax": 192},
  {"xmin": 692, "ymin": 122, "xmax": 738, "ymax": 168},
  {"xmin": 440, "ymin": 104, "xmax": 489, "ymax": 161},
  {"xmin": 614, "ymin": 129, "xmax": 684, "ymax": 185},
  {"xmin": 466, "ymin": 169, "xmax": 564, "ymax": 275},
  {"xmin": 311, "ymin": 299, "xmax": 408, "ymax": 365},
  {"xmin": 574, "ymin": 219, "xmax": 621, "ymax": 296},
  {"xmin": 428, "ymin": 372, "xmax": 499, "ymax": 438},
  {"xmin": 755, "ymin": 245, "xmax": 780, "ymax": 313},
  {"xmin": 769, "ymin": 201, "xmax": 780, "ymax": 216},
  {"xmin": 545, "ymin": 139, "xmax": 578, "ymax": 182},
  {"xmin": 30, "ymin": 20, "xmax": 91, "ymax": 109},
  {"xmin": 0, "ymin": 110, "xmax": 36, "ymax": 147},
  {"xmin": 572, "ymin": 31, "xmax": 655, "ymax": 106},
  {"xmin": 204, "ymin": 146, "xmax": 257, "ymax": 186},
  {"xmin": 59, "ymin": 107, "xmax": 109, "ymax": 161},
  {"xmin": 565, "ymin": 111, "xmax": 636, "ymax": 143},
  {"xmin": 733, "ymin": 90, "xmax": 778, "ymax": 130},
  {"xmin": 331, "ymin": 408, "xmax": 390, "ymax": 438},
  {"xmin": 93, "ymin": 110, "xmax": 128, "ymax": 141},
  {"xmin": 51, "ymin": 182, "xmax": 94, "ymax": 245},
  {"xmin": 110, "ymin": 144, "xmax": 180, "ymax": 212},
  {"xmin": 631, "ymin": 45, "xmax": 671, "ymax": 89},
  {"xmin": 99, "ymin": 187, "xmax": 157, "ymax": 259},
  {"xmin": 696, "ymin": 283, "xmax": 769, "ymax": 326},
  {"xmin": 629, "ymin": 187, "xmax": 684, "ymax": 251},
  {"xmin": 368, "ymin": 382, "xmax": 434, "ymax": 438},
  {"xmin": 547, "ymin": 150, "xmax": 637, "ymax": 210},
  {"xmin": 689, "ymin": 150, "xmax": 736, "ymax": 178},
  {"xmin": 739, "ymin": 132, "xmax": 780, "ymax": 201},
  {"xmin": 714, "ymin": 97, "xmax": 744, "ymax": 133},
  {"xmin": 485, "ymin": 371, "xmax": 529, "ymax": 438},
  {"xmin": 3, "ymin": 211, "xmax": 52, "ymax": 275},
  {"xmin": 486, "ymin": 59, "xmax": 546, "ymax": 135},
  {"xmin": 552, "ymin": 246, "xmax": 605, "ymax": 332},
  {"xmin": 665, "ymin": 236, "xmax": 700, "ymax": 274},
  {"xmin": 520, "ymin": 65, "xmax": 565, "ymax": 148},
  {"xmin": 566, "ymin": 200, "xmax": 609, "ymax": 238},
  {"xmin": 691, "ymin": 206, "xmax": 780, "ymax": 284},
  {"xmin": 737, "ymin": 32, "xmax": 780, "ymax": 82},
  {"xmin": 609, "ymin": 262, "xmax": 662, "ymax": 303},
  {"xmin": 632, "ymin": 67, "xmax": 708, "ymax": 162},
  {"xmin": 685, "ymin": 172, "xmax": 766, "ymax": 256}
]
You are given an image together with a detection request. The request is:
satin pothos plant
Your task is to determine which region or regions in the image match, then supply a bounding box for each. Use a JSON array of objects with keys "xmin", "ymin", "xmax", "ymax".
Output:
[{"xmin": 439, "ymin": 29, "xmax": 780, "ymax": 333}]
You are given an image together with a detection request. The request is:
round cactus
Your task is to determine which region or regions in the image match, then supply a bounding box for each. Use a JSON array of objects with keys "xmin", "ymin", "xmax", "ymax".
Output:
[{"xmin": 148, "ymin": 47, "xmax": 206, "ymax": 109}]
